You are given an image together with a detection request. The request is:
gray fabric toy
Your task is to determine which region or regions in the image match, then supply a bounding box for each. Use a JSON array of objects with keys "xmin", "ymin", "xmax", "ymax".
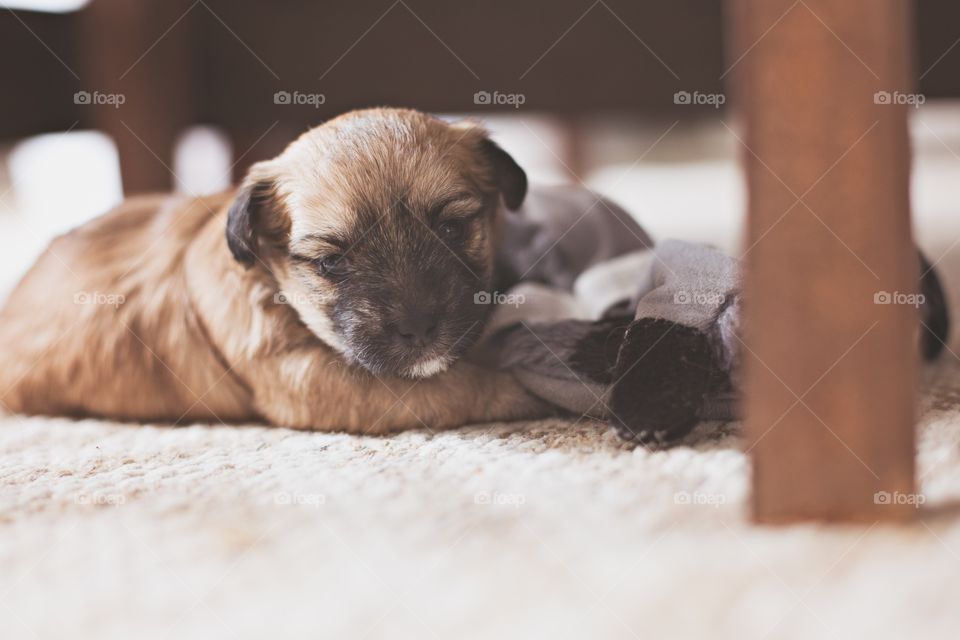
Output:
[{"xmin": 482, "ymin": 185, "xmax": 950, "ymax": 446}]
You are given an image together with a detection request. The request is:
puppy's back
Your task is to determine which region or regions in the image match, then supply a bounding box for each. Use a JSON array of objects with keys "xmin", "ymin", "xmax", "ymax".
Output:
[{"xmin": 0, "ymin": 193, "xmax": 252, "ymax": 422}]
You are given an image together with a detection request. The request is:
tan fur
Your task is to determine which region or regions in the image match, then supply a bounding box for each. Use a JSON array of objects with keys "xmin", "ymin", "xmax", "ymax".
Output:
[{"xmin": 0, "ymin": 109, "xmax": 548, "ymax": 432}]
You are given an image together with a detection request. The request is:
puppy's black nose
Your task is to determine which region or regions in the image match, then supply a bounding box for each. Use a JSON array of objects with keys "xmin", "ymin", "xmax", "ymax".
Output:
[{"xmin": 394, "ymin": 313, "xmax": 438, "ymax": 347}]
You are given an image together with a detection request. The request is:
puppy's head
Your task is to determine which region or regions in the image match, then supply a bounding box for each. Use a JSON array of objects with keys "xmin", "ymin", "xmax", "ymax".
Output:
[{"xmin": 226, "ymin": 108, "xmax": 527, "ymax": 378}]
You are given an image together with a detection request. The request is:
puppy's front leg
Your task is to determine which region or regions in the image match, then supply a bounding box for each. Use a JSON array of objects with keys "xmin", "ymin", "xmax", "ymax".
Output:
[{"xmin": 248, "ymin": 352, "xmax": 550, "ymax": 434}]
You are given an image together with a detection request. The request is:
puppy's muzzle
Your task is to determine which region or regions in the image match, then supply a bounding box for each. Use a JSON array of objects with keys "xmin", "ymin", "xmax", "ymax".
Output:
[{"xmin": 389, "ymin": 310, "xmax": 438, "ymax": 349}]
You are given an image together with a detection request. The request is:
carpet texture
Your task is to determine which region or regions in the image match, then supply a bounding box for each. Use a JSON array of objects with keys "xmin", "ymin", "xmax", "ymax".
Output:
[{"xmin": 2, "ymin": 356, "xmax": 960, "ymax": 639}]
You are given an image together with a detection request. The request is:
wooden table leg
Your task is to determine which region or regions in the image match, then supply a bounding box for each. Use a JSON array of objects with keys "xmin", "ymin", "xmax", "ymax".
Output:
[
  {"xmin": 79, "ymin": 0, "xmax": 197, "ymax": 194},
  {"xmin": 728, "ymin": 0, "xmax": 919, "ymax": 522}
]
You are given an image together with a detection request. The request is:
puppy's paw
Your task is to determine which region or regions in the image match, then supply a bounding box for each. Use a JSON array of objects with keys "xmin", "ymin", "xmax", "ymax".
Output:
[{"xmin": 608, "ymin": 318, "xmax": 714, "ymax": 447}]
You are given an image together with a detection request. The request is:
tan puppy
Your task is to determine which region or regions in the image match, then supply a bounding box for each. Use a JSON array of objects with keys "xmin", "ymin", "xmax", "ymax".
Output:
[{"xmin": 0, "ymin": 108, "xmax": 549, "ymax": 431}]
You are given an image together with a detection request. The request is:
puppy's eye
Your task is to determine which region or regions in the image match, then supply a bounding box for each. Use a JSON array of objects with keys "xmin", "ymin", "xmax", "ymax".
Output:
[
  {"xmin": 437, "ymin": 219, "xmax": 467, "ymax": 243},
  {"xmin": 317, "ymin": 254, "xmax": 349, "ymax": 277}
]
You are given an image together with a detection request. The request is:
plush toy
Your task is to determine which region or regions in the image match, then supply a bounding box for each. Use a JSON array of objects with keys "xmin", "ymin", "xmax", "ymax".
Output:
[{"xmin": 483, "ymin": 185, "xmax": 950, "ymax": 446}]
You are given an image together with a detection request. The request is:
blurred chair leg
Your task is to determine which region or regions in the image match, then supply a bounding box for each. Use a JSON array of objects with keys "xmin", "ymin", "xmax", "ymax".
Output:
[
  {"xmin": 728, "ymin": 0, "xmax": 919, "ymax": 522},
  {"xmin": 78, "ymin": 0, "xmax": 197, "ymax": 193}
]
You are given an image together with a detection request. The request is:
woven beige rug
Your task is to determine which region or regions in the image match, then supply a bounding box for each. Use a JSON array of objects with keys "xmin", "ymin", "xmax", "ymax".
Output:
[{"xmin": 2, "ymin": 355, "xmax": 960, "ymax": 640}]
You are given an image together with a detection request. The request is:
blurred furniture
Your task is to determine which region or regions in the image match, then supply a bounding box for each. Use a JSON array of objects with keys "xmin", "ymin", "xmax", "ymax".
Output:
[
  {"xmin": 1, "ymin": 0, "xmax": 958, "ymax": 192},
  {"xmin": 731, "ymin": 0, "xmax": 919, "ymax": 522},
  {"xmin": 0, "ymin": 0, "xmax": 725, "ymax": 192}
]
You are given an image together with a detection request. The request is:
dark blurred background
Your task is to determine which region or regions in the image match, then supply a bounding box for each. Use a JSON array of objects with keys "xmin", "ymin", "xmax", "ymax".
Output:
[
  {"xmin": 3, "ymin": 0, "xmax": 960, "ymax": 296},
  {"xmin": 1, "ymin": 0, "xmax": 729, "ymax": 191},
  {"xmin": 3, "ymin": 0, "xmax": 959, "ymax": 191}
]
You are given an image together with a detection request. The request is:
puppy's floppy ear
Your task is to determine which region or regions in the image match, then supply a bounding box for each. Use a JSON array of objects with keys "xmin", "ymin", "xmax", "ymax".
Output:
[
  {"xmin": 481, "ymin": 138, "xmax": 527, "ymax": 210},
  {"xmin": 226, "ymin": 163, "xmax": 285, "ymax": 268}
]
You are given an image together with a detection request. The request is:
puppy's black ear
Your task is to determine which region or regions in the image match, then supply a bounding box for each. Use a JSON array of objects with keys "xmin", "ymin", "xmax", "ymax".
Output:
[
  {"xmin": 226, "ymin": 175, "xmax": 278, "ymax": 268},
  {"xmin": 481, "ymin": 139, "xmax": 527, "ymax": 210}
]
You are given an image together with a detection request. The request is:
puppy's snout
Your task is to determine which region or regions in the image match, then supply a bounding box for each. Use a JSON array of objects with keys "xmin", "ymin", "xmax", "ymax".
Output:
[{"xmin": 393, "ymin": 312, "xmax": 438, "ymax": 348}]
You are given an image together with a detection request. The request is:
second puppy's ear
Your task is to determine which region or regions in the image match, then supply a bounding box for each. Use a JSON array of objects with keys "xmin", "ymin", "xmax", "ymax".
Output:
[
  {"xmin": 226, "ymin": 164, "xmax": 285, "ymax": 268},
  {"xmin": 481, "ymin": 138, "xmax": 527, "ymax": 210}
]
